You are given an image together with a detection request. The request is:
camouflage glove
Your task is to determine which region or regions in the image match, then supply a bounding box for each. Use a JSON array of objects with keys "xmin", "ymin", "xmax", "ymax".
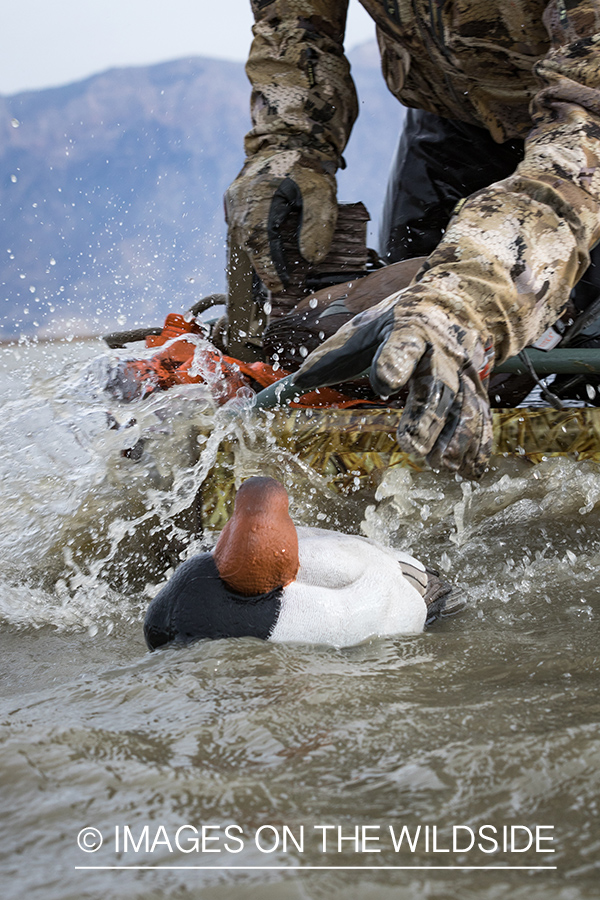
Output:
[
  {"xmin": 293, "ymin": 288, "xmax": 495, "ymax": 479},
  {"xmin": 224, "ymin": 150, "xmax": 338, "ymax": 292}
]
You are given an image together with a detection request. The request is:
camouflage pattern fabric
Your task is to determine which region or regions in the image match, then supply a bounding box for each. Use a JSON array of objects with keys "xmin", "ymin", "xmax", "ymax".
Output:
[
  {"xmin": 293, "ymin": 286, "xmax": 496, "ymax": 478},
  {"xmin": 230, "ymin": 0, "xmax": 600, "ymax": 318},
  {"xmin": 224, "ymin": 151, "xmax": 338, "ymax": 293},
  {"xmin": 226, "ymin": 0, "xmax": 600, "ymax": 475},
  {"xmin": 224, "ymin": 0, "xmax": 356, "ymax": 291}
]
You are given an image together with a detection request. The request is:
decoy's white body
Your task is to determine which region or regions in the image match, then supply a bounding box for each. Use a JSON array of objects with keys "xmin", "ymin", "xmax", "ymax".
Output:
[{"xmin": 270, "ymin": 526, "xmax": 428, "ymax": 645}]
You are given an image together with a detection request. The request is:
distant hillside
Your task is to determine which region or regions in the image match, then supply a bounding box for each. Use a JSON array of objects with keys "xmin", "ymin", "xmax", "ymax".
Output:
[{"xmin": 0, "ymin": 44, "xmax": 404, "ymax": 340}]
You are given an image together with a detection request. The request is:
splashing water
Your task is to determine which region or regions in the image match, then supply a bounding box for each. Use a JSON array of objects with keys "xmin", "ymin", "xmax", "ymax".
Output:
[
  {"xmin": 2, "ymin": 338, "xmax": 600, "ymax": 633},
  {"xmin": 1, "ymin": 339, "xmax": 599, "ymax": 900}
]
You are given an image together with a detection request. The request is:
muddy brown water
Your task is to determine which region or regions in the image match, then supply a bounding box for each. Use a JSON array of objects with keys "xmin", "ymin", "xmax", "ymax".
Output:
[{"xmin": 0, "ymin": 340, "xmax": 598, "ymax": 900}]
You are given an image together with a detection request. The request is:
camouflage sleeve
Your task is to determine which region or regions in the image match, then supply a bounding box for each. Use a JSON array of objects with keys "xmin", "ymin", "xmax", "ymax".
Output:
[
  {"xmin": 411, "ymin": 0, "xmax": 600, "ymax": 364},
  {"xmin": 244, "ymin": 0, "xmax": 359, "ymax": 166}
]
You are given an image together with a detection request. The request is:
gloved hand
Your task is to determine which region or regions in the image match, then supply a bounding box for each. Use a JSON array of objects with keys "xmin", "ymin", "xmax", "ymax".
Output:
[
  {"xmin": 293, "ymin": 287, "xmax": 495, "ymax": 479},
  {"xmin": 224, "ymin": 150, "xmax": 338, "ymax": 292}
]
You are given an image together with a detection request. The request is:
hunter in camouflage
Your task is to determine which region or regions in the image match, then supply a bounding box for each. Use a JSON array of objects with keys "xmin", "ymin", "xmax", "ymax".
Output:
[{"xmin": 225, "ymin": 1, "xmax": 600, "ymax": 478}]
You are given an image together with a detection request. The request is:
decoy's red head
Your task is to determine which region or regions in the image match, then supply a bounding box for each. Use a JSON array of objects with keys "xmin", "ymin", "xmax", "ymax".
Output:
[{"xmin": 213, "ymin": 477, "xmax": 299, "ymax": 596}]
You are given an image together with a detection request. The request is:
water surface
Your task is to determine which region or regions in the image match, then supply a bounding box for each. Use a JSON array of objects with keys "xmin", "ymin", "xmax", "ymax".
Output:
[{"xmin": 1, "ymin": 340, "xmax": 598, "ymax": 899}]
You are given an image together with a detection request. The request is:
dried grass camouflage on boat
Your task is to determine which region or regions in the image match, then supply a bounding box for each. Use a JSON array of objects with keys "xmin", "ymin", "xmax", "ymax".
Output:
[{"xmin": 197, "ymin": 407, "xmax": 600, "ymax": 530}]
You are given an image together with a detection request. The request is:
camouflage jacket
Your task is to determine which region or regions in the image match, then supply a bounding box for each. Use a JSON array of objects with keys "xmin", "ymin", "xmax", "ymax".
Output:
[{"xmin": 245, "ymin": 1, "xmax": 600, "ymax": 360}]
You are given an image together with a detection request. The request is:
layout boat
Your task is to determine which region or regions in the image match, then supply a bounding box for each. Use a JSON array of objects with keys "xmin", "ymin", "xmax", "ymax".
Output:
[
  {"xmin": 104, "ymin": 303, "xmax": 600, "ymax": 534},
  {"xmin": 102, "ymin": 202, "xmax": 600, "ymax": 532}
]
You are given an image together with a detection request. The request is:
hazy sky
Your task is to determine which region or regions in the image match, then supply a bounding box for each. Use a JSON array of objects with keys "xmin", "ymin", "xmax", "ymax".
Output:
[{"xmin": 1, "ymin": 0, "xmax": 375, "ymax": 95}]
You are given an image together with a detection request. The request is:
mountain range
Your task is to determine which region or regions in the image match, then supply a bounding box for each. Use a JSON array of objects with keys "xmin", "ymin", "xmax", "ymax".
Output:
[{"xmin": 0, "ymin": 42, "xmax": 404, "ymax": 340}]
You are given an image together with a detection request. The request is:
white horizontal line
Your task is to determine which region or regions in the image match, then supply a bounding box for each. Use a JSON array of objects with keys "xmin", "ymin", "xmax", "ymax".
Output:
[{"xmin": 75, "ymin": 865, "xmax": 558, "ymax": 871}]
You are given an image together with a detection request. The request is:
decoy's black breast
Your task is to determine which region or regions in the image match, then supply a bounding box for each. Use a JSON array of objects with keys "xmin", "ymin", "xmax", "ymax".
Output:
[{"xmin": 143, "ymin": 553, "xmax": 283, "ymax": 650}]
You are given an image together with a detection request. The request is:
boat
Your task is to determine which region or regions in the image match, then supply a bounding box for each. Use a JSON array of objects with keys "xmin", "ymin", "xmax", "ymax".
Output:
[{"xmin": 101, "ymin": 208, "xmax": 600, "ymax": 533}]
